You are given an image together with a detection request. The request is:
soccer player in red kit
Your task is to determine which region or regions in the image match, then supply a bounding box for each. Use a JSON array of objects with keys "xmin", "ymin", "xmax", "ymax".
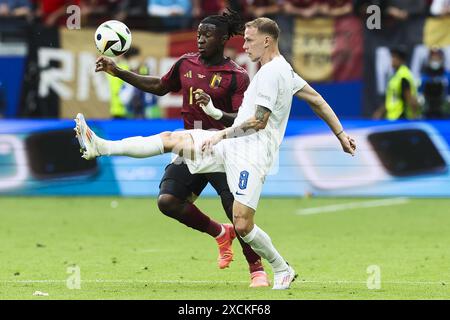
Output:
[{"xmin": 95, "ymin": 10, "xmax": 269, "ymax": 287}]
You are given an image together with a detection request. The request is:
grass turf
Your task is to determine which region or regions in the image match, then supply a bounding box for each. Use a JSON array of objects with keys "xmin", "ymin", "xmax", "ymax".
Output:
[{"xmin": 0, "ymin": 197, "xmax": 449, "ymax": 300}]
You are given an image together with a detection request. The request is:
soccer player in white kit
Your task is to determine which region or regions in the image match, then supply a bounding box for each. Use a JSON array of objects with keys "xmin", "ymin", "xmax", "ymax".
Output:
[{"xmin": 75, "ymin": 17, "xmax": 356, "ymax": 290}]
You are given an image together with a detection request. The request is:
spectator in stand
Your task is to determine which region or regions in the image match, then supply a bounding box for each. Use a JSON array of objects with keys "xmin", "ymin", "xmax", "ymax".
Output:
[
  {"xmin": 227, "ymin": 0, "xmax": 248, "ymax": 15},
  {"xmin": 353, "ymin": 0, "xmax": 385, "ymax": 18},
  {"xmin": 319, "ymin": 0, "xmax": 353, "ymax": 17},
  {"xmin": 246, "ymin": 0, "xmax": 281, "ymax": 18},
  {"xmin": 430, "ymin": 0, "xmax": 450, "ymax": 16},
  {"xmin": 419, "ymin": 47, "xmax": 450, "ymax": 119},
  {"xmin": 385, "ymin": 0, "xmax": 427, "ymax": 45},
  {"xmin": 147, "ymin": 0, "xmax": 192, "ymax": 30},
  {"xmin": 148, "ymin": 0, "xmax": 191, "ymax": 16},
  {"xmin": 115, "ymin": 0, "xmax": 148, "ymax": 21},
  {"xmin": 81, "ymin": 0, "xmax": 147, "ymax": 26},
  {"xmin": 386, "ymin": 0, "xmax": 427, "ymax": 21},
  {"xmin": 283, "ymin": 0, "xmax": 320, "ymax": 18},
  {"xmin": 79, "ymin": 0, "xmax": 108, "ymax": 26},
  {"xmin": 386, "ymin": 3, "xmax": 408, "ymax": 20},
  {"xmin": 192, "ymin": 0, "xmax": 225, "ymax": 19},
  {"xmin": 81, "ymin": 0, "xmax": 129, "ymax": 24},
  {"xmin": 35, "ymin": 0, "xmax": 80, "ymax": 27},
  {"xmin": 0, "ymin": 0, "xmax": 32, "ymax": 17},
  {"xmin": 277, "ymin": 1, "xmax": 320, "ymax": 63}
]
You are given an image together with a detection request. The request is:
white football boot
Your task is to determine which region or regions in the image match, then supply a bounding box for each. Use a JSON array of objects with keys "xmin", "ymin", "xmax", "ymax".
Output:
[
  {"xmin": 272, "ymin": 264, "xmax": 297, "ymax": 290},
  {"xmin": 74, "ymin": 113, "xmax": 101, "ymax": 160}
]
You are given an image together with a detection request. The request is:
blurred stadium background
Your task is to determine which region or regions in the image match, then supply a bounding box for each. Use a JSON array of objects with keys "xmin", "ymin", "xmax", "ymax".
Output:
[{"xmin": 1, "ymin": 0, "xmax": 450, "ymax": 300}]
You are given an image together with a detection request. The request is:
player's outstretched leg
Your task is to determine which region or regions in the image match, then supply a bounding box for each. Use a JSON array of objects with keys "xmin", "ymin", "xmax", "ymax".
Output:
[
  {"xmin": 76, "ymin": 113, "xmax": 238, "ymax": 269},
  {"xmin": 74, "ymin": 113, "xmax": 192, "ymax": 160},
  {"xmin": 74, "ymin": 113, "xmax": 102, "ymax": 160},
  {"xmin": 233, "ymin": 201, "xmax": 297, "ymax": 290}
]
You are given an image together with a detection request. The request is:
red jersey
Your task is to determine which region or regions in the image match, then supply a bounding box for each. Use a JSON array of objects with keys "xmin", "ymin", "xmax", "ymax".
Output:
[
  {"xmin": 161, "ymin": 53, "xmax": 249, "ymax": 130},
  {"xmin": 286, "ymin": 0, "xmax": 320, "ymax": 8},
  {"xmin": 38, "ymin": 0, "xmax": 80, "ymax": 25},
  {"xmin": 321, "ymin": 0, "xmax": 352, "ymax": 8},
  {"xmin": 199, "ymin": 0, "xmax": 225, "ymax": 15}
]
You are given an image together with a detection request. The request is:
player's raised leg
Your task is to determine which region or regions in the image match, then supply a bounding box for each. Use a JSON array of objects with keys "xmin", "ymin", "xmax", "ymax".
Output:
[
  {"xmin": 233, "ymin": 201, "xmax": 297, "ymax": 290},
  {"xmin": 74, "ymin": 113, "xmax": 193, "ymax": 160},
  {"xmin": 75, "ymin": 113, "xmax": 238, "ymax": 269}
]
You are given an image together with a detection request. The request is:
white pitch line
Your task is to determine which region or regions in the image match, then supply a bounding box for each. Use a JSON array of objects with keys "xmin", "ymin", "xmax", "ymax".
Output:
[
  {"xmin": 297, "ymin": 197, "xmax": 410, "ymax": 216},
  {"xmin": 0, "ymin": 279, "xmax": 446, "ymax": 286},
  {"xmin": 0, "ymin": 280, "xmax": 246, "ymax": 284}
]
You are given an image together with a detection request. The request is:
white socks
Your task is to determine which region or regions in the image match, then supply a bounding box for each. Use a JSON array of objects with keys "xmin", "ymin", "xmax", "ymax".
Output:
[
  {"xmin": 97, "ymin": 134, "xmax": 164, "ymax": 158},
  {"xmin": 242, "ymin": 225, "xmax": 289, "ymax": 273}
]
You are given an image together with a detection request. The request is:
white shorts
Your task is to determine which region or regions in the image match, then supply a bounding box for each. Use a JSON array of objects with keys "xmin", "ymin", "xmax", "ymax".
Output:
[{"xmin": 184, "ymin": 129, "xmax": 265, "ymax": 210}]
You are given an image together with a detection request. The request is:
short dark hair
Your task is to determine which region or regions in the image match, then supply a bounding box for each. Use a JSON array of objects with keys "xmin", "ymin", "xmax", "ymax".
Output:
[
  {"xmin": 245, "ymin": 17, "xmax": 280, "ymax": 40},
  {"xmin": 390, "ymin": 45, "xmax": 408, "ymax": 61},
  {"xmin": 429, "ymin": 46, "xmax": 444, "ymax": 59}
]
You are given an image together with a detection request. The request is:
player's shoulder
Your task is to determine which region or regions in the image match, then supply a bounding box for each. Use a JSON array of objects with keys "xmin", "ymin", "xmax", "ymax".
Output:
[
  {"xmin": 258, "ymin": 59, "xmax": 281, "ymax": 78},
  {"xmin": 225, "ymin": 59, "xmax": 249, "ymax": 84},
  {"xmin": 269, "ymin": 55, "xmax": 291, "ymax": 69},
  {"xmin": 177, "ymin": 52, "xmax": 200, "ymax": 63},
  {"xmin": 226, "ymin": 59, "xmax": 247, "ymax": 74},
  {"xmin": 261, "ymin": 56, "xmax": 293, "ymax": 77}
]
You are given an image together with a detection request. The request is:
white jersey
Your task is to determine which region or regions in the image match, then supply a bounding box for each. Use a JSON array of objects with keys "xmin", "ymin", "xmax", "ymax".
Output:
[
  {"xmin": 230, "ymin": 55, "xmax": 307, "ymax": 174},
  {"xmin": 185, "ymin": 56, "xmax": 307, "ymax": 208}
]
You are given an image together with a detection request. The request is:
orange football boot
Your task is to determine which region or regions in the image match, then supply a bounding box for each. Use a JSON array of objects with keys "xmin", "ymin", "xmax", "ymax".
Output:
[
  {"xmin": 249, "ymin": 271, "xmax": 270, "ymax": 288},
  {"xmin": 215, "ymin": 224, "xmax": 236, "ymax": 269}
]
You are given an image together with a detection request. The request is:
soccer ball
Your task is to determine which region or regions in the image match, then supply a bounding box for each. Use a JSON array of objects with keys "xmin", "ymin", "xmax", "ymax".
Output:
[{"xmin": 94, "ymin": 20, "xmax": 132, "ymax": 57}]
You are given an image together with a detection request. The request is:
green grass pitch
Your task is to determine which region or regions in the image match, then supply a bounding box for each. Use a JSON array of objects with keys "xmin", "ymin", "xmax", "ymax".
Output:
[{"xmin": 0, "ymin": 197, "xmax": 449, "ymax": 300}]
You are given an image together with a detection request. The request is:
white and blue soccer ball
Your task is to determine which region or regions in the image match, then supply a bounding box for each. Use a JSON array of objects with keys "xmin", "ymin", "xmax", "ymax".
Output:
[{"xmin": 94, "ymin": 20, "xmax": 132, "ymax": 57}]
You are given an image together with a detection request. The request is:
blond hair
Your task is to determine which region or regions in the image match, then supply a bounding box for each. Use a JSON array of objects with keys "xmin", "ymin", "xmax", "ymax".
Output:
[{"xmin": 245, "ymin": 17, "xmax": 280, "ymax": 40}]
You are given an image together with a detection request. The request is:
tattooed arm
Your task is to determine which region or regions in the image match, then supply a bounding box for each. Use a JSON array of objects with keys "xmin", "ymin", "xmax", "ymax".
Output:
[
  {"xmin": 226, "ymin": 105, "xmax": 271, "ymax": 137},
  {"xmin": 201, "ymin": 105, "xmax": 271, "ymax": 151}
]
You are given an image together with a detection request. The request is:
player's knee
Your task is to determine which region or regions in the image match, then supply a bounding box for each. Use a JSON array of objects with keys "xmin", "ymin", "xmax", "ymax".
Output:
[
  {"xmin": 161, "ymin": 132, "xmax": 189, "ymax": 154},
  {"xmin": 159, "ymin": 131, "xmax": 175, "ymax": 151},
  {"xmin": 233, "ymin": 218, "xmax": 253, "ymax": 237},
  {"xmin": 159, "ymin": 131, "xmax": 172, "ymax": 141},
  {"xmin": 233, "ymin": 207, "xmax": 255, "ymax": 237},
  {"xmin": 157, "ymin": 194, "xmax": 183, "ymax": 217}
]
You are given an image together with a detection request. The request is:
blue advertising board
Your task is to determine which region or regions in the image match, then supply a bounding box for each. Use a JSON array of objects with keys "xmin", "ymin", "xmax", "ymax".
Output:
[{"xmin": 1, "ymin": 119, "xmax": 449, "ymax": 197}]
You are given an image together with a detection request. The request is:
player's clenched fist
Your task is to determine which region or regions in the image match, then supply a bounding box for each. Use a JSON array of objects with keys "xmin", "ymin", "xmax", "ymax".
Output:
[
  {"xmin": 194, "ymin": 89, "xmax": 223, "ymax": 120},
  {"xmin": 194, "ymin": 89, "xmax": 210, "ymax": 107},
  {"xmin": 337, "ymin": 132, "xmax": 356, "ymax": 156},
  {"xmin": 95, "ymin": 56, "xmax": 119, "ymax": 76}
]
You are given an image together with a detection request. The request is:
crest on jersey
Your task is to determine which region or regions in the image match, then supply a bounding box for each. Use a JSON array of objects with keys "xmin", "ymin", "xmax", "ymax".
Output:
[{"xmin": 209, "ymin": 73, "xmax": 222, "ymax": 88}]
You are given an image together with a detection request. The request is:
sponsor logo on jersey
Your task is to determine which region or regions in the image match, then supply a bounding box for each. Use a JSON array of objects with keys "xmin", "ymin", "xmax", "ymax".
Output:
[
  {"xmin": 184, "ymin": 70, "xmax": 192, "ymax": 78},
  {"xmin": 257, "ymin": 92, "xmax": 271, "ymax": 102}
]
